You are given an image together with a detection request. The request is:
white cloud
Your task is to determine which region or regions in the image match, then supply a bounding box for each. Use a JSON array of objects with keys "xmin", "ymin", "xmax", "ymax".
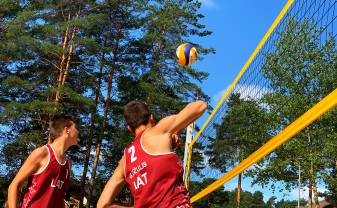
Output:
[
  {"xmin": 290, "ymin": 186, "xmax": 327, "ymax": 201},
  {"xmin": 222, "ymin": 177, "xmax": 240, "ymax": 191},
  {"xmin": 213, "ymin": 87, "xmax": 229, "ymax": 105},
  {"xmin": 212, "ymin": 84, "xmax": 271, "ymax": 106},
  {"xmin": 199, "ymin": 0, "xmax": 217, "ymax": 8}
]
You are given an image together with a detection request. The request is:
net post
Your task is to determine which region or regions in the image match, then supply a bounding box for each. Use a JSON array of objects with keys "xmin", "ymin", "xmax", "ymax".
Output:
[{"xmin": 183, "ymin": 122, "xmax": 194, "ymax": 189}]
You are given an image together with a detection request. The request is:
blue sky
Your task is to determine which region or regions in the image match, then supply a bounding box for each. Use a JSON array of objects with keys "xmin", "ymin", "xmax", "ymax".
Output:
[
  {"xmin": 189, "ymin": 0, "xmax": 327, "ymax": 202},
  {"xmin": 193, "ymin": 0, "xmax": 287, "ymax": 106}
]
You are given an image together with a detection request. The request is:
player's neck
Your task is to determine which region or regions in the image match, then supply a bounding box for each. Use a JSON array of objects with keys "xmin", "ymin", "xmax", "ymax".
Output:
[
  {"xmin": 134, "ymin": 123, "xmax": 152, "ymax": 137},
  {"xmin": 50, "ymin": 138, "xmax": 68, "ymax": 158}
]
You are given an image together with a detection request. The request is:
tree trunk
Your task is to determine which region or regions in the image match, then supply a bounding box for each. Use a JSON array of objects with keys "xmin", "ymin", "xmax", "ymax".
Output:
[
  {"xmin": 58, "ymin": 8, "xmax": 71, "ymax": 82},
  {"xmin": 86, "ymin": 65, "xmax": 114, "ymax": 208},
  {"xmin": 308, "ymin": 160, "xmax": 315, "ymax": 208},
  {"xmin": 87, "ymin": 38, "xmax": 119, "ymax": 207},
  {"xmin": 308, "ymin": 130, "xmax": 313, "ymax": 208},
  {"xmin": 308, "ymin": 184, "xmax": 313, "ymax": 208},
  {"xmin": 79, "ymin": 52, "xmax": 105, "ymax": 208},
  {"xmin": 46, "ymin": 2, "xmax": 74, "ymax": 144},
  {"xmin": 56, "ymin": 1, "xmax": 73, "ymax": 102},
  {"xmin": 60, "ymin": 8, "xmax": 81, "ymax": 86},
  {"xmin": 236, "ymin": 173, "xmax": 242, "ymax": 208},
  {"xmin": 312, "ymin": 179, "xmax": 319, "ymax": 208}
]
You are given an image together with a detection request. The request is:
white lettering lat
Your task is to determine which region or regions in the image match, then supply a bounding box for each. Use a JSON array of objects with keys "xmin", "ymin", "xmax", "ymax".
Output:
[
  {"xmin": 50, "ymin": 178, "xmax": 64, "ymax": 189},
  {"xmin": 133, "ymin": 172, "xmax": 148, "ymax": 190}
]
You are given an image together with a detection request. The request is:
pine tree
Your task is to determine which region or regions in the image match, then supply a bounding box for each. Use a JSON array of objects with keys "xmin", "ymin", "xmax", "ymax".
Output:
[
  {"xmin": 207, "ymin": 93, "xmax": 271, "ymax": 208},
  {"xmin": 249, "ymin": 17, "xmax": 337, "ymax": 207},
  {"xmin": 0, "ymin": 0, "xmax": 213, "ymax": 206}
]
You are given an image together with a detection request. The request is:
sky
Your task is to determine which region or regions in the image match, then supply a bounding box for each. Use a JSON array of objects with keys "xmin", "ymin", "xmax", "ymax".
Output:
[
  {"xmin": 189, "ymin": 0, "xmax": 326, "ymax": 202},
  {"xmin": 193, "ymin": 0, "xmax": 287, "ymax": 107}
]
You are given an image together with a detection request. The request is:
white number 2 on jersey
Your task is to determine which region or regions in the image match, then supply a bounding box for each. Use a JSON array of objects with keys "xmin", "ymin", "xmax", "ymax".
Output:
[{"xmin": 128, "ymin": 146, "xmax": 137, "ymax": 163}]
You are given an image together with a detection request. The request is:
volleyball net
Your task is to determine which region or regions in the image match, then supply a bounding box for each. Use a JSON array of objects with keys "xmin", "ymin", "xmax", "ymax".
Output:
[{"xmin": 184, "ymin": 0, "xmax": 337, "ymax": 204}]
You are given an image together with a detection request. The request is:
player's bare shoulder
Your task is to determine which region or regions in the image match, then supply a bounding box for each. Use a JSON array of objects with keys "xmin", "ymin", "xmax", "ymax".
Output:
[
  {"xmin": 30, "ymin": 146, "xmax": 48, "ymax": 159},
  {"xmin": 143, "ymin": 125, "xmax": 172, "ymax": 153},
  {"xmin": 29, "ymin": 146, "xmax": 49, "ymax": 169}
]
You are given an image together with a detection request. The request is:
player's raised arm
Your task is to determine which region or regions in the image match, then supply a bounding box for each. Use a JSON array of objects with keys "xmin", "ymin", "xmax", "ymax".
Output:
[{"xmin": 156, "ymin": 100, "xmax": 207, "ymax": 134}]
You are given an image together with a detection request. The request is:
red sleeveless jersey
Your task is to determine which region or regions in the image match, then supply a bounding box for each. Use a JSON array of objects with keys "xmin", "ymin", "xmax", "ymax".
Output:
[
  {"xmin": 124, "ymin": 131, "xmax": 192, "ymax": 208},
  {"xmin": 21, "ymin": 144, "xmax": 70, "ymax": 208}
]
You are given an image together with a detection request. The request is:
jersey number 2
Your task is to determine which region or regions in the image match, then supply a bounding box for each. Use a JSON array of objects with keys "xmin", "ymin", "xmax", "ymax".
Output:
[{"xmin": 128, "ymin": 146, "xmax": 137, "ymax": 163}]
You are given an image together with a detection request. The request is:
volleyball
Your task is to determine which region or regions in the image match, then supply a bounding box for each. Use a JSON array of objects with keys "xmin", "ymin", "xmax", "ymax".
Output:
[{"xmin": 176, "ymin": 43, "xmax": 198, "ymax": 66}]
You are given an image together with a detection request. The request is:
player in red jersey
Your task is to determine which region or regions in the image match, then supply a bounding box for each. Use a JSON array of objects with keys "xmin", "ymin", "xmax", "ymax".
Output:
[
  {"xmin": 7, "ymin": 115, "xmax": 78, "ymax": 208},
  {"xmin": 97, "ymin": 100, "xmax": 207, "ymax": 208}
]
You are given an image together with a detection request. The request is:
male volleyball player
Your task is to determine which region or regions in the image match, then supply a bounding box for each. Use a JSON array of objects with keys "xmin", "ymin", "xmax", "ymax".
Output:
[
  {"xmin": 97, "ymin": 100, "xmax": 207, "ymax": 208},
  {"xmin": 8, "ymin": 115, "xmax": 78, "ymax": 208}
]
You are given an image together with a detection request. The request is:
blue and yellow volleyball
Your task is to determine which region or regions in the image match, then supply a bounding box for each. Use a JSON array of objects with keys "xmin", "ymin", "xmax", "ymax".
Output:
[{"xmin": 176, "ymin": 43, "xmax": 198, "ymax": 66}]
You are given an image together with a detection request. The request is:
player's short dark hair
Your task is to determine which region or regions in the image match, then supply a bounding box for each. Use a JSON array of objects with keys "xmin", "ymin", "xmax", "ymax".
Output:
[
  {"xmin": 50, "ymin": 115, "xmax": 75, "ymax": 141},
  {"xmin": 123, "ymin": 101, "xmax": 151, "ymax": 132}
]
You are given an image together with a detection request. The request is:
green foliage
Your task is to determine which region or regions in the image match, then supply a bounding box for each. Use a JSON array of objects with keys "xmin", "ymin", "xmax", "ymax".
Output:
[
  {"xmin": 0, "ymin": 0, "xmax": 212, "ymax": 206},
  {"xmin": 207, "ymin": 93, "xmax": 272, "ymax": 173},
  {"xmin": 190, "ymin": 179, "xmax": 270, "ymax": 208},
  {"xmin": 189, "ymin": 178, "xmax": 230, "ymax": 208},
  {"xmin": 0, "ymin": 176, "xmax": 11, "ymax": 206},
  {"xmin": 1, "ymin": 130, "xmax": 45, "ymax": 177},
  {"xmin": 274, "ymin": 198, "xmax": 307, "ymax": 208},
  {"xmin": 248, "ymin": 16, "xmax": 337, "ymax": 199}
]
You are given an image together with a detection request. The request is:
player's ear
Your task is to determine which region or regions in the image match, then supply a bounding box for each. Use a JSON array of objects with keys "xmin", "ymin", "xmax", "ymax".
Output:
[
  {"xmin": 127, "ymin": 125, "xmax": 135, "ymax": 135},
  {"xmin": 63, "ymin": 126, "xmax": 70, "ymax": 136},
  {"xmin": 149, "ymin": 114, "xmax": 154, "ymax": 125}
]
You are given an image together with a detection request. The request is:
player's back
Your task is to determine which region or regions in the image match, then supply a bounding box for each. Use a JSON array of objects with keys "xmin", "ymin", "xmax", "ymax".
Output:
[{"xmin": 124, "ymin": 131, "xmax": 191, "ymax": 208}]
